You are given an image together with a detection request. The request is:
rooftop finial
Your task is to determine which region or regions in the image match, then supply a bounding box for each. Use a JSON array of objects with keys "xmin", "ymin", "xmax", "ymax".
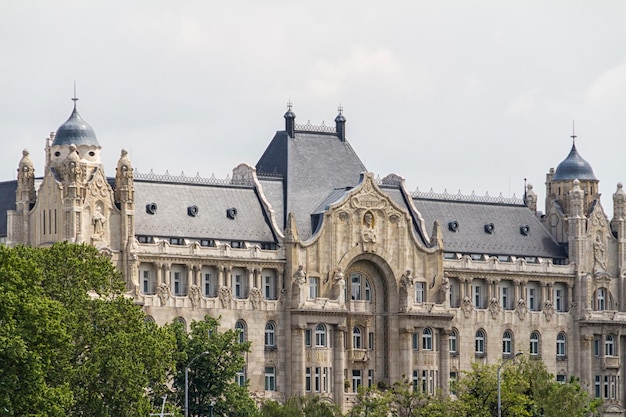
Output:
[
  {"xmin": 571, "ymin": 120, "xmax": 577, "ymax": 145},
  {"xmin": 338, "ymin": 104, "xmax": 343, "ymax": 114},
  {"xmin": 72, "ymin": 81, "xmax": 79, "ymax": 110},
  {"xmin": 287, "ymin": 100, "xmax": 292, "ymax": 111}
]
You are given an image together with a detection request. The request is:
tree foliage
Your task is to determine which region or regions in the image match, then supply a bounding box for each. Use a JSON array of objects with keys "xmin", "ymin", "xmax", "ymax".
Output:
[
  {"xmin": 260, "ymin": 396, "xmax": 342, "ymax": 417},
  {"xmin": 170, "ymin": 315, "xmax": 259, "ymax": 417},
  {"xmin": 0, "ymin": 243, "xmax": 176, "ymax": 416}
]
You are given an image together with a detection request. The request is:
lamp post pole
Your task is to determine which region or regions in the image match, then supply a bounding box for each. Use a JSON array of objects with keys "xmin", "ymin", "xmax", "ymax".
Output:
[
  {"xmin": 185, "ymin": 351, "xmax": 210, "ymax": 417},
  {"xmin": 497, "ymin": 352, "xmax": 522, "ymax": 417}
]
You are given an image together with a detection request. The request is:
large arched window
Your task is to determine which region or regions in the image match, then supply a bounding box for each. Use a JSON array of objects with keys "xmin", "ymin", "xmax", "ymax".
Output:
[
  {"xmin": 315, "ymin": 323, "xmax": 327, "ymax": 347},
  {"xmin": 264, "ymin": 322, "xmax": 275, "ymax": 347},
  {"xmin": 502, "ymin": 331, "xmax": 513, "ymax": 355},
  {"xmin": 350, "ymin": 273, "xmax": 372, "ymax": 302},
  {"xmin": 530, "ymin": 331, "xmax": 540, "ymax": 356},
  {"xmin": 597, "ymin": 288, "xmax": 607, "ymax": 311},
  {"xmin": 422, "ymin": 328, "xmax": 433, "ymax": 350},
  {"xmin": 353, "ymin": 327, "xmax": 363, "ymax": 349},
  {"xmin": 475, "ymin": 330, "xmax": 486, "ymax": 354},
  {"xmin": 556, "ymin": 332, "xmax": 566, "ymax": 358},
  {"xmin": 235, "ymin": 320, "xmax": 246, "ymax": 343},
  {"xmin": 605, "ymin": 335, "xmax": 615, "ymax": 357}
]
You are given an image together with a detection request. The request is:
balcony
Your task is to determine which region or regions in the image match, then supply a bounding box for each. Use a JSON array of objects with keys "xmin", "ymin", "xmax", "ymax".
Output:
[
  {"xmin": 603, "ymin": 356, "xmax": 620, "ymax": 369},
  {"xmin": 350, "ymin": 349, "xmax": 368, "ymax": 362}
]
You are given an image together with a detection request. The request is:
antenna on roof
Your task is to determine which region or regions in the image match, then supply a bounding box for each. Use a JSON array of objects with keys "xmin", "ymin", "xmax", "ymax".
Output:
[{"xmin": 72, "ymin": 81, "xmax": 79, "ymax": 110}]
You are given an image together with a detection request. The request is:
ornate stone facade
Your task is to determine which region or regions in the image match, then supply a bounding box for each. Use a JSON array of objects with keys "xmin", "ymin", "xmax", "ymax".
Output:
[{"xmin": 3, "ymin": 104, "xmax": 626, "ymax": 416}]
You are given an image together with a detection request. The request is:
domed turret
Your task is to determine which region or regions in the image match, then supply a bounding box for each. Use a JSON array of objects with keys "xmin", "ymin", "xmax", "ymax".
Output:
[
  {"xmin": 552, "ymin": 142, "xmax": 596, "ymax": 181},
  {"xmin": 52, "ymin": 105, "xmax": 99, "ymax": 147}
]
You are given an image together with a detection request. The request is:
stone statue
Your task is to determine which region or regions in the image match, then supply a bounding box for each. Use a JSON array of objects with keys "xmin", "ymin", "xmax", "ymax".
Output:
[
  {"xmin": 293, "ymin": 265, "xmax": 306, "ymax": 285},
  {"xmin": 92, "ymin": 205, "xmax": 106, "ymax": 237},
  {"xmin": 594, "ymin": 235, "xmax": 607, "ymax": 270}
]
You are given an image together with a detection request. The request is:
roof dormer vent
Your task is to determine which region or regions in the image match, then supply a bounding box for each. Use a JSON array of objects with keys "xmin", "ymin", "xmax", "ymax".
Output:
[
  {"xmin": 448, "ymin": 221, "xmax": 459, "ymax": 232},
  {"xmin": 484, "ymin": 223, "xmax": 495, "ymax": 234}
]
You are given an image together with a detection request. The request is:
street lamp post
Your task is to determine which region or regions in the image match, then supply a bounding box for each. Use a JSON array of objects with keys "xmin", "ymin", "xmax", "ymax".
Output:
[
  {"xmin": 209, "ymin": 398, "xmax": 215, "ymax": 417},
  {"xmin": 185, "ymin": 351, "xmax": 210, "ymax": 417},
  {"xmin": 497, "ymin": 351, "xmax": 522, "ymax": 417}
]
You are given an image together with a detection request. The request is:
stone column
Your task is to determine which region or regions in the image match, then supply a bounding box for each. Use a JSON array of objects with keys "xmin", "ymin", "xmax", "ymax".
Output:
[
  {"xmin": 401, "ymin": 327, "xmax": 414, "ymax": 380},
  {"xmin": 333, "ymin": 325, "xmax": 346, "ymax": 406},
  {"xmin": 540, "ymin": 282, "xmax": 547, "ymax": 305},
  {"xmin": 513, "ymin": 279, "xmax": 521, "ymax": 305},
  {"xmin": 291, "ymin": 324, "xmax": 307, "ymax": 397},
  {"xmin": 581, "ymin": 334, "xmax": 593, "ymax": 392},
  {"xmin": 186, "ymin": 264, "xmax": 193, "ymax": 293},
  {"xmin": 156, "ymin": 262, "xmax": 163, "ymax": 285},
  {"xmin": 247, "ymin": 267, "xmax": 254, "ymax": 293},
  {"xmin": 439, "ymin": 329, "xmax": 450, "ymax": 396}
]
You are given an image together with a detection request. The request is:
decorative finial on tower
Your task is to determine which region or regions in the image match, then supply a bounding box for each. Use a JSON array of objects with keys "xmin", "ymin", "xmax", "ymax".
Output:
[
  {"xmin": 72, "ymin": 81, "xmax": 79, "ymax": 110},
  {"xmin": 287, "ymin": 100, "xmax": 292, "ymax": 111},
  {"xmin": 284, "ymin": 100, "xmax": 296, "ymax": 138},
  {"xmin": 571, "ymin": 120, "xmax": 577, "ymax": 145},
  {"xmin": 338, "ymin": 104, "xmax": 343, "ymax": 114}
]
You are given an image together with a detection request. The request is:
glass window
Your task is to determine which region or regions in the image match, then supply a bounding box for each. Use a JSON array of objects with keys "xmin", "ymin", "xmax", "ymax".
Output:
[
  {"xmin": 500, "ymin": 286, "xmax": 509, "ymax": 310},
  {"xmin": 235, "ymin": 320, "xmax": 246, "ymax": 343},
  {"xmin": 473, "ymin": 285, "xmax": 482, "ymax": 308},
  {"xmin": 556, "ymin": 333, "xmax": 566, "ymax": 357},
  {"xmin": 264, "ymin": 367, "xmax": 276, "ymax": 391},
  {"xmin": 422, "ymin": 328, "xmax": 433, "ymax": 351},
  {"xmin": 305, "ymin": 367, "xmax": 311, "ymax": 391},
  {"xmin": 530, "ymin": 331, "xmax": 540, "ymax": 356},
  {"xmin": 528, "ymin": 287, "xmax": 536, "ymax": 311},
  {"xmin": 605, "ymin": 335, "xmax": 615, "ymax": 357},
  {"xmin": 351, "ymin": 274, "xmax": 362, "ymax": 300},
  {"xmin": 368, "ymin": 332, "xmax": 374, "ymax": 350},
  {"xmin": 264, "ymin": 322, "xmax": 275, "ymax": 347},
  {"xmin": 475, "ymin": 330, "xmax": 485, "ymax": 354},
  {"xmin": 415, "ymin": 282, "xmax": 425, "ymax": 303},
  {"xmin": 236, "ymin": 367, "xmax": 246, "ymax": 386},
  {"xmin": 502, "ymin": 331, "xmax": 512, "ymax": 355},
  {"xmin": 353, "ymin": 327, "xmax": 362, "ymax": 349},
  {"xmin": 597, "ymin": 288, "xmax": 606, "ymax": 311},
  {"xmin": 309, "ymin": 277, "xmax": 319, "ymax": 299},
  {"xmin": 449, "ymin": 329, "xmax": 458, "ymax": 354},
  {"xmin": 365, "ymin": 280, "xmax": 371, "ymax": 301},
  {"xmin": 305, "ymin": 329, "xmax": 312, "ymax": 347},
  {"xmin": 412, "ymin": 333, "xmax": 419, "ymax": 350},
  {"xmin": 315, "ymin": 324, "xmax": 327, "ymax": 347},
  {"xmin": 352, "ymin": 369, "xmax": 362, "ymax": 392}
]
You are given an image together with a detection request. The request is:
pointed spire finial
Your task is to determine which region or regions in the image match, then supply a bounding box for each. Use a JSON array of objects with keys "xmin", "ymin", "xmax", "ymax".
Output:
[
  {"xmin": 571, "ymin": 120, "xmax": 577, "ymax": 144},
  {"xmin": 71, "ymin": 81, "xmax": 79, "ymax": 109},
  {"xmin": 338, "ymin": 104, "xmax": 343, "ymax": 114},
  {"xmin": 287, "ymin": 100, "xmax": 292, "ymax": 111}
]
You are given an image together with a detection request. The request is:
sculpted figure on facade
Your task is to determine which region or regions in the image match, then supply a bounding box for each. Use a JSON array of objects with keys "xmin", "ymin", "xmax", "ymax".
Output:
[
  {"xmin": 516, "ymin": 298, "xmax": 528, "ymax": 320},
  {"xmin": 488, "ymin": 297, "xmax": 500, "ymax": 319},
  {"xmin": 461, "ymin": 295, "xmax": 473, "ymax": 318},
  {"xmin": 293, "ymin": 265, "xmax": 306, "ymax": 286},
  {"xmin": 92, "ymin": 205, "xmax": 106, "ymax": 239},
  {"xmin": 188, "ymin": 284, "xmax": 201, "ymax": 308},
  {"xmin": 594, "ymin": 235, "xmax": 607, "ymax": 272},
  {"xmin": 292, "ymin": 265, "xmax": 307, "ymax": 307},
  {"xmin": 439, "ymin": 274, "xmax": 450, "ymax": 304},
  {"xmin": 333, "ymin": 267, "xmax": 346, "ymax": 304},
  {"xmin": 157, "ymin": 283, "xmax": 171, "ymax": 306},
  {"xmin": 543, "ymin": 299, "xmax": 554, "ymax": 321},
  {"xmin": 361, "ymin": 211, "xmax": 377, "ymax": 251},
  {"xmin": 219, "ymin": 286, "xmax": 232, "ymax": 308},
  {"xmin": 249, "ymin": 287, "xmax": 263, "ymax": 310}
]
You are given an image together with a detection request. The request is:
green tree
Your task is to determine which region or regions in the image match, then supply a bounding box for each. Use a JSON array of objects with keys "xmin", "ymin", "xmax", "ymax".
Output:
[
  {"xmin": 171, "ymin": 315, "xmax": 259, "ymax": 417},
  {"xmin": 260, "ymin": 396, "xmax": 341, "ymax": 417},
  {"xmin": 0, "ymin": 243, "xmax": 176, "ymax": 416}
]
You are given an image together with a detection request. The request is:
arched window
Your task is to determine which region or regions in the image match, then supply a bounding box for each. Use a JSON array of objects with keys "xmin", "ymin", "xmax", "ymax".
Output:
[
  {"xmin": 556, "ymin": 332, "xmax": 566, "ymax": 357},
  {"xmin": 530, "ymin": 331, "xmax": 540, "ymax": 356},
  {"xmin": 315, "ymin": 323, "xmax": 327, "ymax": 347},
  {"xmin": 415, "ymin": 282, "xmax": 426, "ymax": 303},
  {"xmin": 597, "ymin": 288, "xmax": 607, "ymax": 311},
  {"xmin": 422, "ymin": 328, "xmax": 433, "ymax": 350},
  {"xmin": 351, "ymin": 274, "xmax": 362, "ymax": 300},
  {"xmin": 364, "ymin": 280, "xmax": 372, "ymax": 302},
  {"xmin": 353, "ymin": 327, "xmax": 362, "ymax": 349},
  {"xmin": 502, "ymin": 331, "xmax": 513, "ymax": 355},
  {"xmin": 449, "ymin": 329, "xmax": 458, "ymax": 354},
  {"xmin": 235, "ymin": 320, "xmax": 246, "ymax": 343},
  {"xmin": 605, "ymin": 335, "xmax": 615, "ymax": 357},
  {"xmin": 264, "ymin": 322, "xmax": 275, "ymax": 347},
  {"xmin": 475, "ymin": 330, "xmax": 486, "ymax": 354}
]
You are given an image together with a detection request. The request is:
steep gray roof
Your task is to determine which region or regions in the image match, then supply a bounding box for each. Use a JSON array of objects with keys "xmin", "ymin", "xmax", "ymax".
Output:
[
  {"xmin": 256, "ymin": 130, "xmax": 366, "ymax": 239},
  {"xmin": 0, "ymin": 181, "xmax": 17, "ymax": 236},
  {"xmin": 257, "ymin": 177, "xmax": 285, "ymax": 232},
  {"xmin": 413, "ymin": 198, "xmax": 566, "ymax": 259},
  {"xmin": 134, "ymin": 181, "xmax": 276, "ymax": 242}
]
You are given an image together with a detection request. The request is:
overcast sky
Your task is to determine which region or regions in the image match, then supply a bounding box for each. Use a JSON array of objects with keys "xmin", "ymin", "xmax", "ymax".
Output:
[{"xmin": 1, "ymin": 1, "xmax": 625, "ymax": 216}]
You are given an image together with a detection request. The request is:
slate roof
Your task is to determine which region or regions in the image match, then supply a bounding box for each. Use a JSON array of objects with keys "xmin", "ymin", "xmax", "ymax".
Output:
[
  {"xmin": 256, "ymin": 130, "xmax": 366, "ymax": 239},
  {"xmin": 134, "ymin": 180, "xmax": 276, "ymax": 242},
  {"xmin": 257, "ymin": 177, "xmax": 285, "ymax": 231},
  {"xmin": 0, "ymin": 181, "xmax": 17, "ymax": 237},
  {"xmin": 552, "ymin": 142, "xmax": 597, "ymax": 181},
  {"xmin": 413, "ymin": 198, "xmax": 566, "ymax": 259},
  {"xmin": 53, "ymin": 106, "xmax": 100, "ymax": 147}
]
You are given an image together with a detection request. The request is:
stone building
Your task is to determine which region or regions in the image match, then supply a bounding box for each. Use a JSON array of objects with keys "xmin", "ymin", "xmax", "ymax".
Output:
[{"xmin": 1, "ymin": 101, "xmax": 625, "ymax": 415}]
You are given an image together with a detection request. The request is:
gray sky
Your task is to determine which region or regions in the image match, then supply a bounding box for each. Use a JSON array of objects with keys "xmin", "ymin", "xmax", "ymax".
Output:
[{"xmin": 2, "ymin": 1, "xmax": 625, "ymax": 216}]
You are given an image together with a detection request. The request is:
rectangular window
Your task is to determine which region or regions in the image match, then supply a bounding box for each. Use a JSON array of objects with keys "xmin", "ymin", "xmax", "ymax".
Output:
[
  {"xmin": 594, "ymin": 339, "xmax": 600, "ymax": 356},
  {"xmin": 412, "ymin": 370, "xmax": 419, "ymax": 390},
  {"xmin": 351, "ymin": 274, "xmax": 361, "ymax": 300},
  {"xmin": 204, "ymin": 273, "xmax": 211, "ymax": 297},
  {"xmin": 142, "ymin": 270, "xmax": 151, "ymax": 294},
  {"xmin": 235, "ymin": 275, "xmax": 243, "ymax": 298},
  {"xmin": 323, "ymin": 367, "xmax": 329, "ymax": 392},
  {"xmin": 415, "ymin": 282, "xmax": 425, "ymax": 303},
  {"xmin": 556, "ymin": 374, "xmax": 566, "ymax": 384},
  {"xmin": 595, "ymin": 375, "xmax": 601, "ymax": 398},
  {"xmin": 305, "ymin": 329, "xmax": 312, "ymax": 347},
  {"xmin": 173, "ymin": 272, "xmax": 181, "ymax": 295},
  {"xmin": 421, "ymin": 370, "xmax": 427, "ymax": 393},
  {"xmin": 450, "ymin": 371, "xmax": 458, "ymax": 395},
  {"xmin": 528, "ymin": 288, "xmax": 536, "ymax": 310},
  {"xmin": 368, "ymin": 332, "xmax": 375, "ymax": 350},
  {"xmin": 315, "ymin": 367, "xmax": 321, "ymax": 392},
  {"xmin": 264, "ymin": 275, "xmax": 274, "ymax": 299},
  {"xmin": 368, "ymin": 369, "xmax": 374, "ymax": 388},
  {"xmin": 309, "ymin": 277, "xmax": 319, "ymax": 299},
  {"xmin": 305, "ymin": 367, "xmax": 311, "ymax": 392},
  {"xmin": 501, "ymin": 286, "xmax": 508, "ymax": 310},
  {"xmin": 236, "ymin": 367, "xmax": 246, "ymax": 386},
  {"xmin": 352, "ymin": 370, "xmax": 362, "ymax": 393},
  {"xmin": 200, "ymin": 239, "xmax": 214, "ymax": 247},
  {"xmin": 604, "ymin": 375, "xmax": 610, "ymax": 399},
  {"xmin": 555, "ymin": 289, "xmax": 563, "ymax": 312},
  {"xmin": 474, "ymin": 285, "xmax": 482, "ymax": 308},
  {"xmin": 265, "ymin": 367, "xmax": 276, "ymax": 391},
  {"xmin": 412, "ymin": 333, "xmax": 419, "ymax": 350}
]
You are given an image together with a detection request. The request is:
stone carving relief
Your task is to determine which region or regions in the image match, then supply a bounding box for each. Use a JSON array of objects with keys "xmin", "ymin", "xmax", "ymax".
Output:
[
  {"xmin": 439, "ymin": 274, "xmax": 450, "ymax": 304},
  {"xmin": 461, "ymin": 296, "xmax": 474, "ymax": 318},
  {"xmin": 249, "ymin": 287, "xmax": 263, "ymax": 310},
  {"xmin": 91, "ymin": 203, "xmax": 107, "ymax": 241},
  {"xmin": 293, "ymin": 265, "xmax": 306, "ymax": 286},
  {"xmin": 188, "ymin": 284, "xmax": 201, "ymax": 308},
  {"xmin": 361, "ymin": 211, "xmax": 377, "ymax": 251},
  {"xmin": 219, "ymin": 286, "xmax": 232, "ymax": 308},
  {"xmin": 157, "ymin": 283, "xmax": 171, "ymax": 306},
  {"xmin": 543, "ymin": 299, "xmax": 554, "ymax": 322},
  {"xmin": 515, "ymin": 298, "xmax": 528, "ymax": 320},
  {"xmin": 488, "ymin": 297, "xmax": 500, "ymax": 319},
  {"xmin": 593, "ymin": 234, "xmax": 607, "ymax": 272}
]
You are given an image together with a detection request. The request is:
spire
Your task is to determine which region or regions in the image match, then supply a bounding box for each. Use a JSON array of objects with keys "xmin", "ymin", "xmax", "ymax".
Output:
[
  {"xmin": 72, "ymin": 81, "xmax": 79, "ymax": 110},
  {"xmin": 335, "ymin": 105, "xmax": 346, "ymax": 142},
  {"xmin": 284, "ymin": 100, "xmax": 296, "ymax": 138}
]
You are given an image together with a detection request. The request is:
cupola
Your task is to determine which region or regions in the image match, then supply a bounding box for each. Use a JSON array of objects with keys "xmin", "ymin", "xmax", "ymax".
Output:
[{"xmin": 52, "ymin": 102, "xmax": 99, "ymax": 147}]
